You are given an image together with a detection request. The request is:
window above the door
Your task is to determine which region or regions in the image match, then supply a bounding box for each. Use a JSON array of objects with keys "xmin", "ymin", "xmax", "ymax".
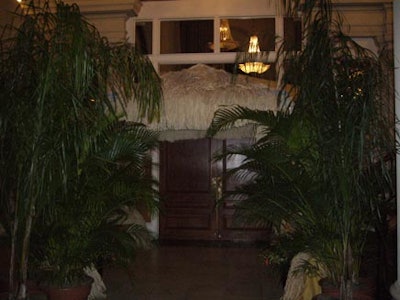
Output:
[
  {"xmin": 134, "ymin": 17, "xmax": 301, "ymax": 54},
  {"xmin": 133, "ymin": 15, "xmax": 301, "ymax": 80}
]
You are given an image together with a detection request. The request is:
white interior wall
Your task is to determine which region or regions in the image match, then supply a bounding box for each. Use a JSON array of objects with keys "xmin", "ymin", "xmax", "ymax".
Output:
[{"xmin": 137, "ymin": 0, "xmax": 277, "ymax": 19}]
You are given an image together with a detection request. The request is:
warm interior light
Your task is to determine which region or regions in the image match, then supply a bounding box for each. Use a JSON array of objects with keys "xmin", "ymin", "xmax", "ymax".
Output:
[
  {"xmin": 247, "ymin": 35, "xmax": 261, "ymax": 53},
  {"xmin": 238, "ymin": 35, "xmax": 270, "ymax": 74},
  {"xmin": 209, "ymin": 19, "xmax": 239, "ymax": 51},
  {"xmin": 239, "ymin": 62, "xmax": 270, "ymax": 74}
]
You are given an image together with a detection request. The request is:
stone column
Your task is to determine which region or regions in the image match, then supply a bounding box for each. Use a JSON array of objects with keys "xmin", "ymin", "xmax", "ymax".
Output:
[{"xmin": 66, "ymin": 0, "xmax": 142, "ymax": 42}]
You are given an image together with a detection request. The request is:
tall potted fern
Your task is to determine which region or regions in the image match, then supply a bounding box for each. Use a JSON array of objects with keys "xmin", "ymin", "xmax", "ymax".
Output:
[
  {"xmin": 207, "ymin": 0, "xmax": 396, "ymax": 299},
  {"xmin": 0, "ymin": 1, "xmax": 162, "ymax": 299}
]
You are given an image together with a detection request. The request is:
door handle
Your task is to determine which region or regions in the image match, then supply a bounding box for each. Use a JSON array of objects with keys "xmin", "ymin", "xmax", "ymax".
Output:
[
  {"xmin": 211, "ymin": 176, "xmax": 223, "ymax": 239},
  {"xmin": 211, "ymin": 176, "xmax": 223, "ymax": 203}
]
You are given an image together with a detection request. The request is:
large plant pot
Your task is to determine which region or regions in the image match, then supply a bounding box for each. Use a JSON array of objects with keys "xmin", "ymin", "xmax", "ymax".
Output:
[
  {"xmin": 43, "ymin": 283, "xmax": 91, "ymax": 300},
  {"xmin": 318, "ymin": 278, "xmax": 376, "ymax": 300}
]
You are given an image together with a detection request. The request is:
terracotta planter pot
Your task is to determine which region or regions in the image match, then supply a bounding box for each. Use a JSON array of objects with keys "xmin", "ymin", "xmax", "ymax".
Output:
[
  {"xmin": 319, "ymin": 277, "xmax": 375, "ymax": 300},
  {"xmin": 44, "ymin": 283, "xmax": 91, "ymax": 300}
]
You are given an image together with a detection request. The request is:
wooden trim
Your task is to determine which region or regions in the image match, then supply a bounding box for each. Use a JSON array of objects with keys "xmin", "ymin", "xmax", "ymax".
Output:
[{"xmin": 68, "ymin": 0, "xmax": 142, "ymax": 16}]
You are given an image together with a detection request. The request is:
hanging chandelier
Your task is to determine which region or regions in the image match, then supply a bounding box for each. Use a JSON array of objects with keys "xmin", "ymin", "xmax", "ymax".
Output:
[
  {"xmin": 238, "ymin": 35, "xmax": 270, "ymax": 74},
  {"xmin": 209, "ymin": 19, "xmax": 239, "ymax": 52}
]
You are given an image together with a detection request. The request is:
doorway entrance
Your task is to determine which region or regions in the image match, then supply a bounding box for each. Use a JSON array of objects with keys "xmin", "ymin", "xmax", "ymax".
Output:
[{"xmin": 159, "ymin": 138, "xmax": 269, "ymax": 242}]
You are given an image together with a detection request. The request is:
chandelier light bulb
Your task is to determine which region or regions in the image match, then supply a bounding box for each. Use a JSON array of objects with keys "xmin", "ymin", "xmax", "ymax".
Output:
[{"xmin": 238, "ymin": 35, "xmax": 270, "ymax": 74}]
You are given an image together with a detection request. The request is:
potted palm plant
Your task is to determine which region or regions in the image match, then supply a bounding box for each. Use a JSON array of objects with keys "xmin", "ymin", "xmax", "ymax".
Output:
[
  {"xmin": 30, "ymin": 121, "xmax": 159, "ymax": 300},
  {"xmin": 0, "ymin": 1, "xmax": 162, "ymax": 299},
  {"xmin": 207, "ymin": 0, "xmax": 396, "ymax": 299}
]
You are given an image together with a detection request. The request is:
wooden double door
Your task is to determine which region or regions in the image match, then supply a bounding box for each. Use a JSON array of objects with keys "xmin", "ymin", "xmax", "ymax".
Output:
[{"xmin": 159, "ymin": 138, "xmax": 269, "ymax": 242}]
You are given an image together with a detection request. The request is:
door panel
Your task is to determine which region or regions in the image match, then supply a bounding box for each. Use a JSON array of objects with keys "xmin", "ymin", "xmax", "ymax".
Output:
[
  {"xmin": 218, "ymin": 139, "xmax": 269, "ymax": 241},
  {"xmin": 159, "ymin": 139, "xmax": 219, "ymax": 240},
  {"xmin": 159, "ymin": 138, "xmax": 269, "ymax": 242}
]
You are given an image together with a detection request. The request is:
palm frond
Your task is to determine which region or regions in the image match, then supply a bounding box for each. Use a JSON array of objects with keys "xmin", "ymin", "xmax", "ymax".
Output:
[
  {"xmin": 0, "ymin": 1, "xmax": 162, "ymax": 295},
  {"xmin": 206, "ymin": 105, "xmax": 279, "ymax": 137}
]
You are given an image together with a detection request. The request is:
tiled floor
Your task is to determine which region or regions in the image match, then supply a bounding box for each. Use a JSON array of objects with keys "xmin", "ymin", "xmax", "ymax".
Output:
[{"xmin": 103, "ymin": 244, "xmax": 284, "ymax": 300}]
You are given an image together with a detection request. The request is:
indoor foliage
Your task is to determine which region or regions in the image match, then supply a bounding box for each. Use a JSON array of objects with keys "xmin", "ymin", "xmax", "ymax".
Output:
[
  {"xmin": 207, "ymin": 0, "xmax": 396, "ymax": 299},
  {"xmin": 0, "ymin": 1, "xmax": 162, "ymax": 299}
]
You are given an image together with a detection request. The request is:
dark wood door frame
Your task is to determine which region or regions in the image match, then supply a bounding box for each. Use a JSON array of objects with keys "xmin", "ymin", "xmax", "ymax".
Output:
[{"xmin": 159, "ymin": 138, "xmax": 269, "ymax": 242}]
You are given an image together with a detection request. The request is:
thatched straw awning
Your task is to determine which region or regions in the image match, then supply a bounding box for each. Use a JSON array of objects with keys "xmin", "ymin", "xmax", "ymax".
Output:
[{"xmin": 127, "ymin": 64, "xmax": 279, "ymax": 141}]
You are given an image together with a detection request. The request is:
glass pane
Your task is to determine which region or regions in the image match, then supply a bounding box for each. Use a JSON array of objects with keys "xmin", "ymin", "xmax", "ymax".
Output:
[
  {"xmin": 227, "ymin": 18, "xmax": 275, "ymax": 52},
  {"xmin": 225, "ymin": 139, "xmax": 253, "ymax": 192},
  {"xmin": 160, "ymin": 20, "xmax": 214, "ymax": 54},
  {"xmin": 135, "ymin": 21, "xmax": 152, "ymax": 54},
  {"xmin": 284, "ymin": 17, "xmax": 302, "ymax": 51}
]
